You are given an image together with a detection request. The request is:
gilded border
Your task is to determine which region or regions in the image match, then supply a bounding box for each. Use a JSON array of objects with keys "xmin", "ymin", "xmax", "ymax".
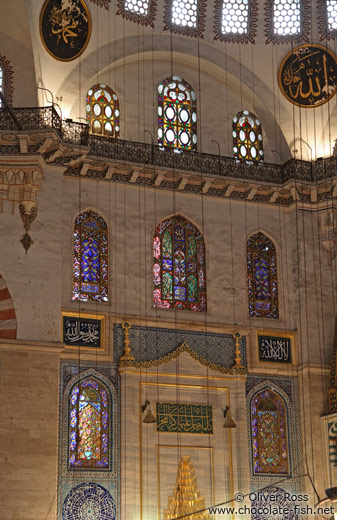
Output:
[
  {"xmin": 39, "ymin": 0, "xmax": 92, "ymax": 62},
  {"xmin": 61, "ymin": 311, "xmax": 106, "ymax": 352},
  {"xmin": 277, "ymin": 44, "xmax": 337, "ymax": 108},
  {"xmin": 255, "ymin": 329, "xmax": 296, "ymax": 367},
  {"xmin": 119, "ymin": 340, "xmax": 247, "ymax": 374}
]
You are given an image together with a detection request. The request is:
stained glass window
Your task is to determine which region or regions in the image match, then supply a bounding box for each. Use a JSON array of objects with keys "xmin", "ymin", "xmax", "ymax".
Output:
[
  {"xmin": 73, "ymin": 210, "xmax": 108, "ymax": 303},
  {"xmin": 251, "ymin": 389, "xmax": 289, "ymax": 475},
  {"xmin": 220, "ymin": 0, "xmax": 249, "ymax": 35},
  {"xmin": 272, "ymin": 0, "xmax": 301, "ymax": 35},
  {"xmin": 153, "ymin": 215, "xmax": 206, "ymax": 312},
  {"xmin": 233, "ymin": 110, "xmax": 263, "ymax": 162},
  {"xmin": 158, "ymin": 76, "xmax": 197, "ymax": 151},
  {"xmin": 247, "ymin": 232, "xmax": 278, "ymax": 319},
  {"xmin": 86, "ymin": 84, "xmax": 120, "ymax": 137},
  {"xmin": 326, "ymin": 0, "xmax": 337, "ymax": 32},
  {"xmin": 69, "ymin": 377, "xmax": 110, "ymax": 469}
]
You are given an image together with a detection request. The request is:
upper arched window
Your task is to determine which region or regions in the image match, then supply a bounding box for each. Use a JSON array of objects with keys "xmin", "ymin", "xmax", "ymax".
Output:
[
  {"xmin": 69, "ymin": 377, "xmax": 110, "ymax": 469},
  {"xmin": 232, "ymin": 110, "xmax": 263, "ymax": 162},
  {"xmin": 158, "ymin": 76, "xmax": 197, "ymax": 152},
  {"xmin": 153, "ymin": 215, "xmax": 206, "ymax": 312},
  {"xmin": 86, "ymin": 84, "xmax": 120, "ymax": 138},
  {"xmin": 251, "ymin": 388, "xmax": 289, "ymax": 475},
  {"xmin": 247, "ymin": 232, "xmax": 278, "ymax": 319},
  {"xmin": 72, "ymin": 210, "xmax": 108, "ymax": 303}
]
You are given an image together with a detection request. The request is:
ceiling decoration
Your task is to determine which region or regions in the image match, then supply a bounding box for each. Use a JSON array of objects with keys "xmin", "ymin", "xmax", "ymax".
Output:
[{"xmin": 39, "ymin": 0, "xmax": 91, "ymax": 61}]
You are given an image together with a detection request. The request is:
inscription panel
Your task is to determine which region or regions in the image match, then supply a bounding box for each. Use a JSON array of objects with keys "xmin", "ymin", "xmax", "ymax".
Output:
[
  {"xmin": 156, "ymin": 402, "xmax": 213, "ymax": 434},
  {"xmin": 258, "ymin": 334, "xmax": 292, "ymax": 364}
]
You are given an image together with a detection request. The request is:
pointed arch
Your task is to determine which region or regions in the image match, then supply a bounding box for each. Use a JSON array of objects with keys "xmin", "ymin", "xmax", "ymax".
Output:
[
  {"xmin": 232, "ymin": 110, "xmax": 263, "ymax": 162},
  {"xmin": 86, "ymin": 84, "xmax": 120, "ymax": 137},
  {"xmin": 153, "ymin": 214, "xmax": 206, "ymax": 312},
  {"xmin": 247, "ymin": 231, "xmax": 278, "ymax": 319},
  {"xmin": 248, "ymin": 383, "xmax": 291, "ymax": 476},
  {"xmin": 157, "ymin": 76, "xmax": 197, "ymax": 151},
  {"xmin": 72, "ymin": 210, "xmax": 108, "ymax": 303},
  {"xmin": 0, "ymin": 273, "xmax": 17, "ymax": 339},
  {"xmin": 62, "ymin": 368, "xmax": 117, "ymax": 472}
]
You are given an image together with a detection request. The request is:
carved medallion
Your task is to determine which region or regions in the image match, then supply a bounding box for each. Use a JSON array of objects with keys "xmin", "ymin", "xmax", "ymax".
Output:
[
  {"xmin": 40, "ymin": 0, "xmax": 91, "ymax": 61},
  {"xmin": 278, "ymin": 44, "xmax": 337, "ymax": 107},
  {"xmin": 62, "ymin": 483, "xmax": 116, "ymax": 520}
]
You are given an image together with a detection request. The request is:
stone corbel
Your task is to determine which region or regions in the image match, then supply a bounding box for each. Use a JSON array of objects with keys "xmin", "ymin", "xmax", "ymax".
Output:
[
  {"xmin": 19, "ymin": 202, "xmax": 37, "ymax": 253},
  {"xmin": 0, "ymin": 165, "xmax": 42, "ymax": 252}
]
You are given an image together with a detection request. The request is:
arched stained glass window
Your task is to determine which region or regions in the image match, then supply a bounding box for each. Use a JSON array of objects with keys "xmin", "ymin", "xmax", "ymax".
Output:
[
  {"xmin": 86, "ymin": 84, "xmax": 120, "ymax": 137},
  {"xmin": 158, "ymin": 76, "xmax": 197, "ymax": 151},
  {"xmin": 69, "ymin": 377, "xmax": 110, "ymax": 469},
  {"xmin": 232, "ymin": 110, "xmax": 263, "ymax": 162},
  {"xmin": 153, "ymin": 215, "xmax": 206, "ymax": 312},
  {"xmin": 247, "ymin": 232, "xmax": 278, "ymax": 319},
  {"xmin": 251, "ymin": 388, "xmax": 289, "ymax": 475},
  {"xmin": 73, "ymin": 210, "xmax": 108, "ymax": 302}
]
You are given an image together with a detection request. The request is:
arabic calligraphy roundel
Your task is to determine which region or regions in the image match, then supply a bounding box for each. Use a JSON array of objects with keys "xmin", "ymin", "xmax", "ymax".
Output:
[
  {"xmin": 62, "ymin": 482, "xmax": 116, "ymax": 520},
  {"xmin": 278, "ymin": 44, "xmax": 337, "ymax": 108},
  {"xmin": 40, "ymin": 0, "xmax": 91, "ymax": 61}
]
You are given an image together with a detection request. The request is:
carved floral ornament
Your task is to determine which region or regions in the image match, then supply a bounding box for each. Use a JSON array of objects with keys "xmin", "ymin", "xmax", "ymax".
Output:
[{"xmin": 0, "ymin": 166, "xmax": 42, "ymax": 252}]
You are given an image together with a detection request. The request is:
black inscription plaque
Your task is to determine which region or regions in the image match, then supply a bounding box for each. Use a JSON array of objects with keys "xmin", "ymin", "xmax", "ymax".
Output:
[
  {"xmin": 258, "ymin": 335, "xmax": 292, "ymax": 364},
  {"xmin": 63, "ymin": 315, "xmax": 101, "ymax": 348},
  {"xmin": 278, "ymin": 44, "xmax": 337, "ymax": 107},
  {"xmin": 40, "ymin": 0, "xmax": 91, "ymax": 61}
]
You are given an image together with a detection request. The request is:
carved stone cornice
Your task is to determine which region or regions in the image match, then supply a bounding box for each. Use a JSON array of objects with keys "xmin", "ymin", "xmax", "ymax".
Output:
[{"xmin": 0, "ymin": 127, "xmax": 336, "ymax": 209}]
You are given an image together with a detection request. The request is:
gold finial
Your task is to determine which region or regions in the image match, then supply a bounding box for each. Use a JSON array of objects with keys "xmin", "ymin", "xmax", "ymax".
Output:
[
  {"xmin": 120, "ymin": 321, "xmax": 135, "ymax": 361},
  {"xmin": 233, "ymin": 331, "xmax": 244, "ymax": 369}
]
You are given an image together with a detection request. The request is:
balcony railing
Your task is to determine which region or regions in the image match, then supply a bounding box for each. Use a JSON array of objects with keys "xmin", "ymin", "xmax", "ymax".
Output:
[{"xmin": 0, "ymin": 105, "xmax": 335, "ymax": 184}]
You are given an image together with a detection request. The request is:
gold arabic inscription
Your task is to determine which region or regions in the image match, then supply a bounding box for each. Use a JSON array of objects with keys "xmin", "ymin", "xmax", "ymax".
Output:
[{"xmin": 278, "ymin": 44, "xmax": 337, "ymax": 107}]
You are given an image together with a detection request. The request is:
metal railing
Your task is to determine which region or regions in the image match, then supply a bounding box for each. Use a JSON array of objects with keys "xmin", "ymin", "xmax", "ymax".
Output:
[{"xmin": 0, "ymin": 106, "xmax": 335, "ymax": 184}]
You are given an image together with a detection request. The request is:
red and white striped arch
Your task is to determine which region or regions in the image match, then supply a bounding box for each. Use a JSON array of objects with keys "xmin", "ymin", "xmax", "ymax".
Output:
[{"xmin": 0, "ymin": 274, "xmax": 16, "ymax": 339}]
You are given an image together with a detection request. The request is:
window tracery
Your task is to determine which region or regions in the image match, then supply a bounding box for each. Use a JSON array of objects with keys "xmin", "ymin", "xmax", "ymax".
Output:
[
  {"xmin": 86, "ymin": 84, "xmax": 120, "ymax": 137},
  {"xmin": 265, "ymin": 0, "xmax": 310, "ymax": 43},
  {"xmin": 318, "ymin": 0, "xmax": 337, "ymax": 40},
  {"xmin": 251, "ymin": 388, "xmax": 289, "ymax": 475},
  {"xmin": 68, "ymin": 376, "xmax": 111, "ymax": 469},
  {"xmin": 73, "ymin": 210, "xmax": 108, "ymax": 303},
  {"xmin": 232, "ymin": 111, "xmax": 263, "ymax": 162},
  {"xmin": 116, "ymin": 0, "xmax": 157, "ymax": 26},
  {"xmin": 213, "ymin": 0, "xmax": 258, "ymax": 43},
  {"xmin": 153, "ymin": 215, "xmax": 206, "ymax": 312},
  {"xmin": 247, "ymin": 232, "xmax": 279, "ymax": 319},
  {"xmin": 158, "ymin": 76, "xmax": 197, "ymax": 151},
  {"xmin": 163, "ymin": 0, "xmax": 206, "ymax": 37}
]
